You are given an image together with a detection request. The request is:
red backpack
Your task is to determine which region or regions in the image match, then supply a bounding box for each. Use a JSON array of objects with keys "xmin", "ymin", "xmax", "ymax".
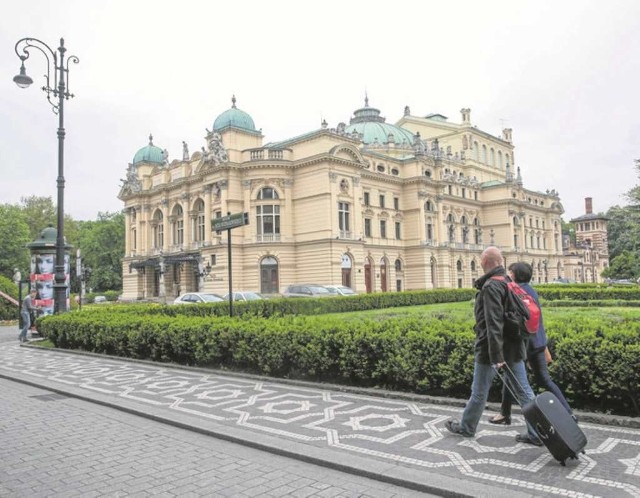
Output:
[{"xmin": 491, "ymin": 276, "xmax": 541, "ymax": 335}]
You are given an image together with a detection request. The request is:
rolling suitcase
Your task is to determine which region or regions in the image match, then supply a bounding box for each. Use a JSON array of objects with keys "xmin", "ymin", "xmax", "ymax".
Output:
[{"xmin": 494, "ymin": 365, "xmax": 587, "ymax": 465}]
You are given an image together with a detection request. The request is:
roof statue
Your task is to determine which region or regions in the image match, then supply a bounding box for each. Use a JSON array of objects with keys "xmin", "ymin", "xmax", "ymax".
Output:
[
  {"xmin": 120, "ymin": 164, "xmax": 142, "ymax": 195},
  {"xmin": 203, "ymin": 131, "xmax": 229, "ymax": 165},
  {"xmin": 182, "ymin": 141, "xmax": 189, "ymax": 161}
]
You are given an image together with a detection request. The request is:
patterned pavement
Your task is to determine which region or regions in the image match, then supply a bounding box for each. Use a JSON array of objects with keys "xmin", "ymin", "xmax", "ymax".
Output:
[{"xmin": 0, "ymin": 340, "xmax": 639, "ymax": 497}]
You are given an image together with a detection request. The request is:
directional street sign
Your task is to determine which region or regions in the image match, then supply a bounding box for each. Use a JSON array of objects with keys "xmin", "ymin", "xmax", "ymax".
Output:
[{"xmin": 211, "ymin": 212, "xmax": 249, "ymax": 232}]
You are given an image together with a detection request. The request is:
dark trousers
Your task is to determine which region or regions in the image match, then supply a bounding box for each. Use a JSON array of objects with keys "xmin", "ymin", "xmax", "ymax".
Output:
[{"xmin": 501, "ymin": 347, "xmax": 572, "ymax": 416}]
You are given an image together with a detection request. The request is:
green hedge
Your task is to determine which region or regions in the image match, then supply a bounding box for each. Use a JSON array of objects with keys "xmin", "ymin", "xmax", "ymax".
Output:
[{"xmin": 39, "ymin": 306, "xmax": 640, "ymax": 416}]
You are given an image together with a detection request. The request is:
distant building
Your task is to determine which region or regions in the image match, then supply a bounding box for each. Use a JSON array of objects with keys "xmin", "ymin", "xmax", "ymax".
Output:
[
  {"xmin": 118, "ymin": 96, "xmax": 585, "ymax": 300},
  {"xmin": 566, "ymin": 197, "xmax": 609, "ymax": 283}
]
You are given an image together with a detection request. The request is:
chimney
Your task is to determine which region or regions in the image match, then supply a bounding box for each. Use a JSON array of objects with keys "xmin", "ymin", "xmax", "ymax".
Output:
[{"xmin": 585, "ymin": 197, "xmax": 593, "ymax": 214}]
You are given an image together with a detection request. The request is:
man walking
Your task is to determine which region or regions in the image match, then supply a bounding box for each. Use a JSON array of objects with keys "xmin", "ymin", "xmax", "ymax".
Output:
[
  {"xmin": 19, "ymin": 289, "xmax": 37, "ymax": 343},
  {"xmin": 445, "ymin": 246, "xmax": 542, "ymax": 446}
]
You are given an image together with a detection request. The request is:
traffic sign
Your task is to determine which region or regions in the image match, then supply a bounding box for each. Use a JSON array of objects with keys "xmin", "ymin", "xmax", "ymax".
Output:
[{"xmin": 212, "ymin": 212, "xmax": 249, "ymax": 232}]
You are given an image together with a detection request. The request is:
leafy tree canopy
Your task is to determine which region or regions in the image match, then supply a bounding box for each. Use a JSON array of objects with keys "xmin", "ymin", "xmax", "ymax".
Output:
[{"xmin": 0, "ymin": 204, "xmax": 30, "ymax": 279}]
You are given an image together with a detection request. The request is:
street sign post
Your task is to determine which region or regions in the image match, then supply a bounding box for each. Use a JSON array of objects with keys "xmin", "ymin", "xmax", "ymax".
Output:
[{"xmin": 211, "ymin": 212, "xmax": 249, "ymax": 317}]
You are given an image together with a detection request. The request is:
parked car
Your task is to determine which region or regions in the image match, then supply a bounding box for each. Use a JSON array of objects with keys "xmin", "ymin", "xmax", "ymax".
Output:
[
  {"xmin": 173, "ymin": 293, "xmax": 224, "ymax": 304},
  {"xmin": 93, "ymin": 295, "xmax": 108, "ymax": 304},
  {"xmin": 323, "ymin": 285, "xmax": 357, "ymax": 296},
  {"xmin": 550, "ymin": 278, "xmax": 577, "ymax": 284},
  {"xmin": 223, "ymin": 291, "xmax": 264, "ymax": 302},
  {"xmin": 282, "ymin": 284, "xmax": 333, "ymax": 298}
]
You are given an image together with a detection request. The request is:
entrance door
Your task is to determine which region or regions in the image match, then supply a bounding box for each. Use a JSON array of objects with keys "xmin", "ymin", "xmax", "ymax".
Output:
[
  {"xmin": 341, "ymin": 253, "xmax": 352, "ymax": 288},
  {"xmin": 380, "ymin": 258, "xmax": 388, "ymax": 292},
  {"xmin": 364, "ymin": 258, "xmax": 373, "ymax": 293},
  {"xmin": 260, "ymin": 256, "xmax": 279, "ymax": 294}
]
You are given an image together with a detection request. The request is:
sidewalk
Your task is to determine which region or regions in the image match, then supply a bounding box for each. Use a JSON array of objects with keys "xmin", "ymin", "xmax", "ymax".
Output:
[{"xmin": 0, "ymin": 338, "xmax": 639, "ymax": 497}]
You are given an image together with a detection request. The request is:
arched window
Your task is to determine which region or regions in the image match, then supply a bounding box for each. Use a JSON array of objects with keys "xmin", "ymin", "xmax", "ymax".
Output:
[
  {"xmin": 447, "ymin": 213, "xmax": 455, "ymax": 224},
  {"xmin": 482, "ymin": 145, "xmax": 487, "ymax": 164},
  {"xmin": 257, "ymin": 187, "xmax": 281, "ymax": 242},
  {"xmin": 474, "ymin": 142, "xmax": 479, "ymax": 161},
  {"xmin": 425, "ymin": 200, "xmax": 434, "ymax": 212},
  {"xmin": 490, "ymin": 148, "xmax": 495, "ymax": 166},
  {"xmin": 394, "ymin": 259, "xmax": 402, "ymax": 272},
  {"xmin": 257, "ymin": 187, "xmax": 279, "ymax": 200},
  {"xmin": 456, "ymin": 260, "xmax": 463, "ymax": 271},
  {"xmin": 471, "ymin": 260, "xmax": 476, "ymax": 271}
]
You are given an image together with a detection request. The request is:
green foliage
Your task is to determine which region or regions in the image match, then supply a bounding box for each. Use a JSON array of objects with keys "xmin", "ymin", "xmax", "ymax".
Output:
[
  {"xmin": 605, "ymin": 205, "xmax": 640, "ymax": 262},
  {"xmin": 76, "ymin": 212, "xmax": 125, "ymax": 291},
  {"xmin": 0, "ymin": 275, "xmax": 19, "ymax": 320},
  {"xmin": 38, "ymin": 300, "xmax": 640, "ymax": 416},
  {"xmin": 602, "ymin": 250, "xmax": 640, "ymax": 280},
  {"xmin": 0, "ymin": 204, "xmax": 30, "ymax": 279}
]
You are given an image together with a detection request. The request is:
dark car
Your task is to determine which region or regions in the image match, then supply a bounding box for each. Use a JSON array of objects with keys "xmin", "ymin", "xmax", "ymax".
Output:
[{"xmin": 282, "ymin": 284, "xmax": 333, "ymax": 298}]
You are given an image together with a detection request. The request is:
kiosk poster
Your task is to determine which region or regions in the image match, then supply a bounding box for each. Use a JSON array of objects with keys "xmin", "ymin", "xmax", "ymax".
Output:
[{"xmin": 30, "ymin": 253, "xmax": 70, "ymax": 315}]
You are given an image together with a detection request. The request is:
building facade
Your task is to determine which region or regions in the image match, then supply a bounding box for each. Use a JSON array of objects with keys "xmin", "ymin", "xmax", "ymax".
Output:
[{"xmin": 119, "ymin": 96, "xmax": 602, "ymax": 300}]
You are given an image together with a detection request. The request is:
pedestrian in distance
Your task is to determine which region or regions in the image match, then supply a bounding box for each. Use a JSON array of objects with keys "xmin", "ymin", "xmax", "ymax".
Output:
[
  {"xmin": 19, "ymin": 289, "xmax": 38, "ymax": 343},
  {"xmin": 445, "ymin": 246, "xmax": 543, "ymax": 446},
  {"xmin": 489, "ymin": 261, "xmax": 573, "ymax": 425}
]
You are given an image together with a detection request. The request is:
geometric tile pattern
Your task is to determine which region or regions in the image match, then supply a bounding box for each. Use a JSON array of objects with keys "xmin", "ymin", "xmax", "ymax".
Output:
[{"xmin": 1, "ymin": 344, "xmax": 639, "ymax": 497}]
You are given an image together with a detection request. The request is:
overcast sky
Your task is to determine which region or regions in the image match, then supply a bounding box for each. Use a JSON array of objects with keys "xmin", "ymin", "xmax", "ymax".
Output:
[{"xmin": 1, "ymin": 0, "xmax": 638, "ymax": 221}]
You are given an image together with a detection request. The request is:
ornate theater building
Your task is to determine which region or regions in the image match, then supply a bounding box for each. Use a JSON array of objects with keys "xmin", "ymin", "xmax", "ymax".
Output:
[{"xmin": 119, "ymin": 96, "xmax": 606, "ymax": 300}]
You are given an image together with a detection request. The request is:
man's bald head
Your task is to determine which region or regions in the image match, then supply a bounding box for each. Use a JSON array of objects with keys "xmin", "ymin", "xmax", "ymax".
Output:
[{"xmin": 481, "ymin": 246, "xmax": 503, "ymax": 273}]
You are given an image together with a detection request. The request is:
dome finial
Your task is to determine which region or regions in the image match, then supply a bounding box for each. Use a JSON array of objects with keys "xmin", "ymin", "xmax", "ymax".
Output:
[
  {"xmin": 364, "ymin": 91, "xmax": 369, "ymax": 108},
  {"xmin": 149, "ymin": 134, "xmax": 153, "ymax": 145},
  {"xmin": 231, "ymin": 95, "xmax": 237, "ymax": 108}
]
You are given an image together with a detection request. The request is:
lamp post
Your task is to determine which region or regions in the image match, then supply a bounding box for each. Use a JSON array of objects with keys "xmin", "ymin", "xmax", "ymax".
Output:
[{"xmin": 13, "ymin": 37, "xmax": 79, "ymax": 314}]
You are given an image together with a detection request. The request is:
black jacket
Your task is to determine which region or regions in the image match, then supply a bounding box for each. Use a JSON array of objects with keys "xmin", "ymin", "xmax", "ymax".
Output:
[{"xmin": 473, "ymin": 266, "xmax": 527, "ymax": 365}]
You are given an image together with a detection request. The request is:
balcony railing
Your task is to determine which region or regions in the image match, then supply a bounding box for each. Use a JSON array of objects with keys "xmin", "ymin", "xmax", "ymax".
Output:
[
  {"xmin": 337, "ymin": 231, "xmax": 354, "ymax": 240},
  {"xmin": 256, "ymin": 233, "xmax": 281, "ymax": 243}
]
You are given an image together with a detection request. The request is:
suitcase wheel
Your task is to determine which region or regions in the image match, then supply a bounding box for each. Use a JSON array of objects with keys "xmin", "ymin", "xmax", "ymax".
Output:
[{"xmin": 560, "ymin": 460, "xmax": 566, "ymax": 466}]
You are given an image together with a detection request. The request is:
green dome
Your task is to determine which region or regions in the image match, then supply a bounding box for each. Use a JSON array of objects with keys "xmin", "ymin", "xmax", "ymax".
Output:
[
  {"xmin": 133, "ymin": 135, "xmax": 165, "ymax": 165},
  {"xmin": 213, "ymin": 95, "xmax": 256, "ymax": 132},
  {"xmin": 345, "ymin": 98, "xmax": 416, "ymax": 146}
]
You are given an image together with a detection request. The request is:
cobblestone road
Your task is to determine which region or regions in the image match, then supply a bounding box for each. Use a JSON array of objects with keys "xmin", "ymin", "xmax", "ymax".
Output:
[
  {"xmin": 0, "ymin": 326, "xmax": 639, "ymax": 497},
  {"xmin": 0, "ymin": 378, "xmax": 430, "ymax": 497}
]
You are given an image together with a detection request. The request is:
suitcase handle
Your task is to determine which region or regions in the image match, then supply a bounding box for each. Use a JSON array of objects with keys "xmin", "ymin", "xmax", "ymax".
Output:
[{"xmin": 492, "ymin": 364, "xmax": 529, "ymax": 407}]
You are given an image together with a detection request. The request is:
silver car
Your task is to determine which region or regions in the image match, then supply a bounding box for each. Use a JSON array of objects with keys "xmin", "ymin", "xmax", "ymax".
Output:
[
  {"xmin": 173, "ymin": 293, "xmax": 224, "ymax": 304},
  {"xmin": 323, "ymin": 285, "xmax": 357, "ymax": 296},
  {"xmin": 282, "ymin": 284, "xmax": 333, "ymax": 298},
  {"xmin": 223, "ymin": 291, "xmax": 264, "ymax": 302}
]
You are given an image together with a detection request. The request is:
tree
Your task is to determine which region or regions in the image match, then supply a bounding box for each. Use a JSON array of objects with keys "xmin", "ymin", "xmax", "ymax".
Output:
[
  {"xmin": 561, "ymin": 219, "xmax": 575, "ymax": 247},
  {"xmin": 0, "ymin": 204, "xmax": 31, "ymax": 279},
  {"xmin": 19, "ymin": 196, "xmax": 56, "ymax": 241},
  {"xmin": 605, "ymin": 205, "xmax": 640, "ymax": 260},
  {"xmin": 601, "ymin": 250, "xmax": 639, "ymax": 280},
  {"xmin": 76, "ymin": 212, "xmax": 125, "ymax": 291}
]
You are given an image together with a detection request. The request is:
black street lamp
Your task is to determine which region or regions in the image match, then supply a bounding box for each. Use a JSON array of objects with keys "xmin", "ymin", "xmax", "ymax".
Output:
[{"xmin": 13, "ymin": 37, "xmax": 79, "ymax": 314}]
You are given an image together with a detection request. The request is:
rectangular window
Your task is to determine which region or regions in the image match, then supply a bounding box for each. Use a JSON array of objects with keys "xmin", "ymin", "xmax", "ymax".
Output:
[
  {"xmin": 448, "ymin": 185, "xmax": 452, "ymax": 195},
  {"xmin": 379, "ymin": 195, "xmax": 385, "ymax": 208},
  {"xmin": 461, "ymin": 188, "xmax": 466, "ymax": 198},
  {"xmin": 393, "ymin": 197, "xmax": 399, "ymax": 210},
  {"xmin": 197, "ymin": 213, "xmax": 205, "ymax": 241},
  {"xmin": 426, "ymin": 223, "xmax": 433, "ymax": 240},
  {"xmin": 132, "ymin": 228, "xmax": 137, "ymax": 250},
  {"xmin": 176, "ymin": 219, "xmax": 184, "ymax": 245},
  {"xmin": 474, "ymin": 191, "xmax": 478, "ymax": 200},
  {"xmin": 338, "ymin": 202, "xmax": 350, "ymax": 232},
  {"xmin": 364, "ymin": 218, "xmax": 371, "ymax": 237},
  {"xmin": 380, "ymin": 220, "xmax": 387, "ymax": 238},
  {"xmin": 364, "ymin": 192, "xmax": 370, "ymax": 206},
  {"xmin": 395, "ymin": 222, "xmax": 401, "ymax": 240},
  {"xmin": 257, "ymin": 205, "xmax": 281, "ymax": 235}
]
